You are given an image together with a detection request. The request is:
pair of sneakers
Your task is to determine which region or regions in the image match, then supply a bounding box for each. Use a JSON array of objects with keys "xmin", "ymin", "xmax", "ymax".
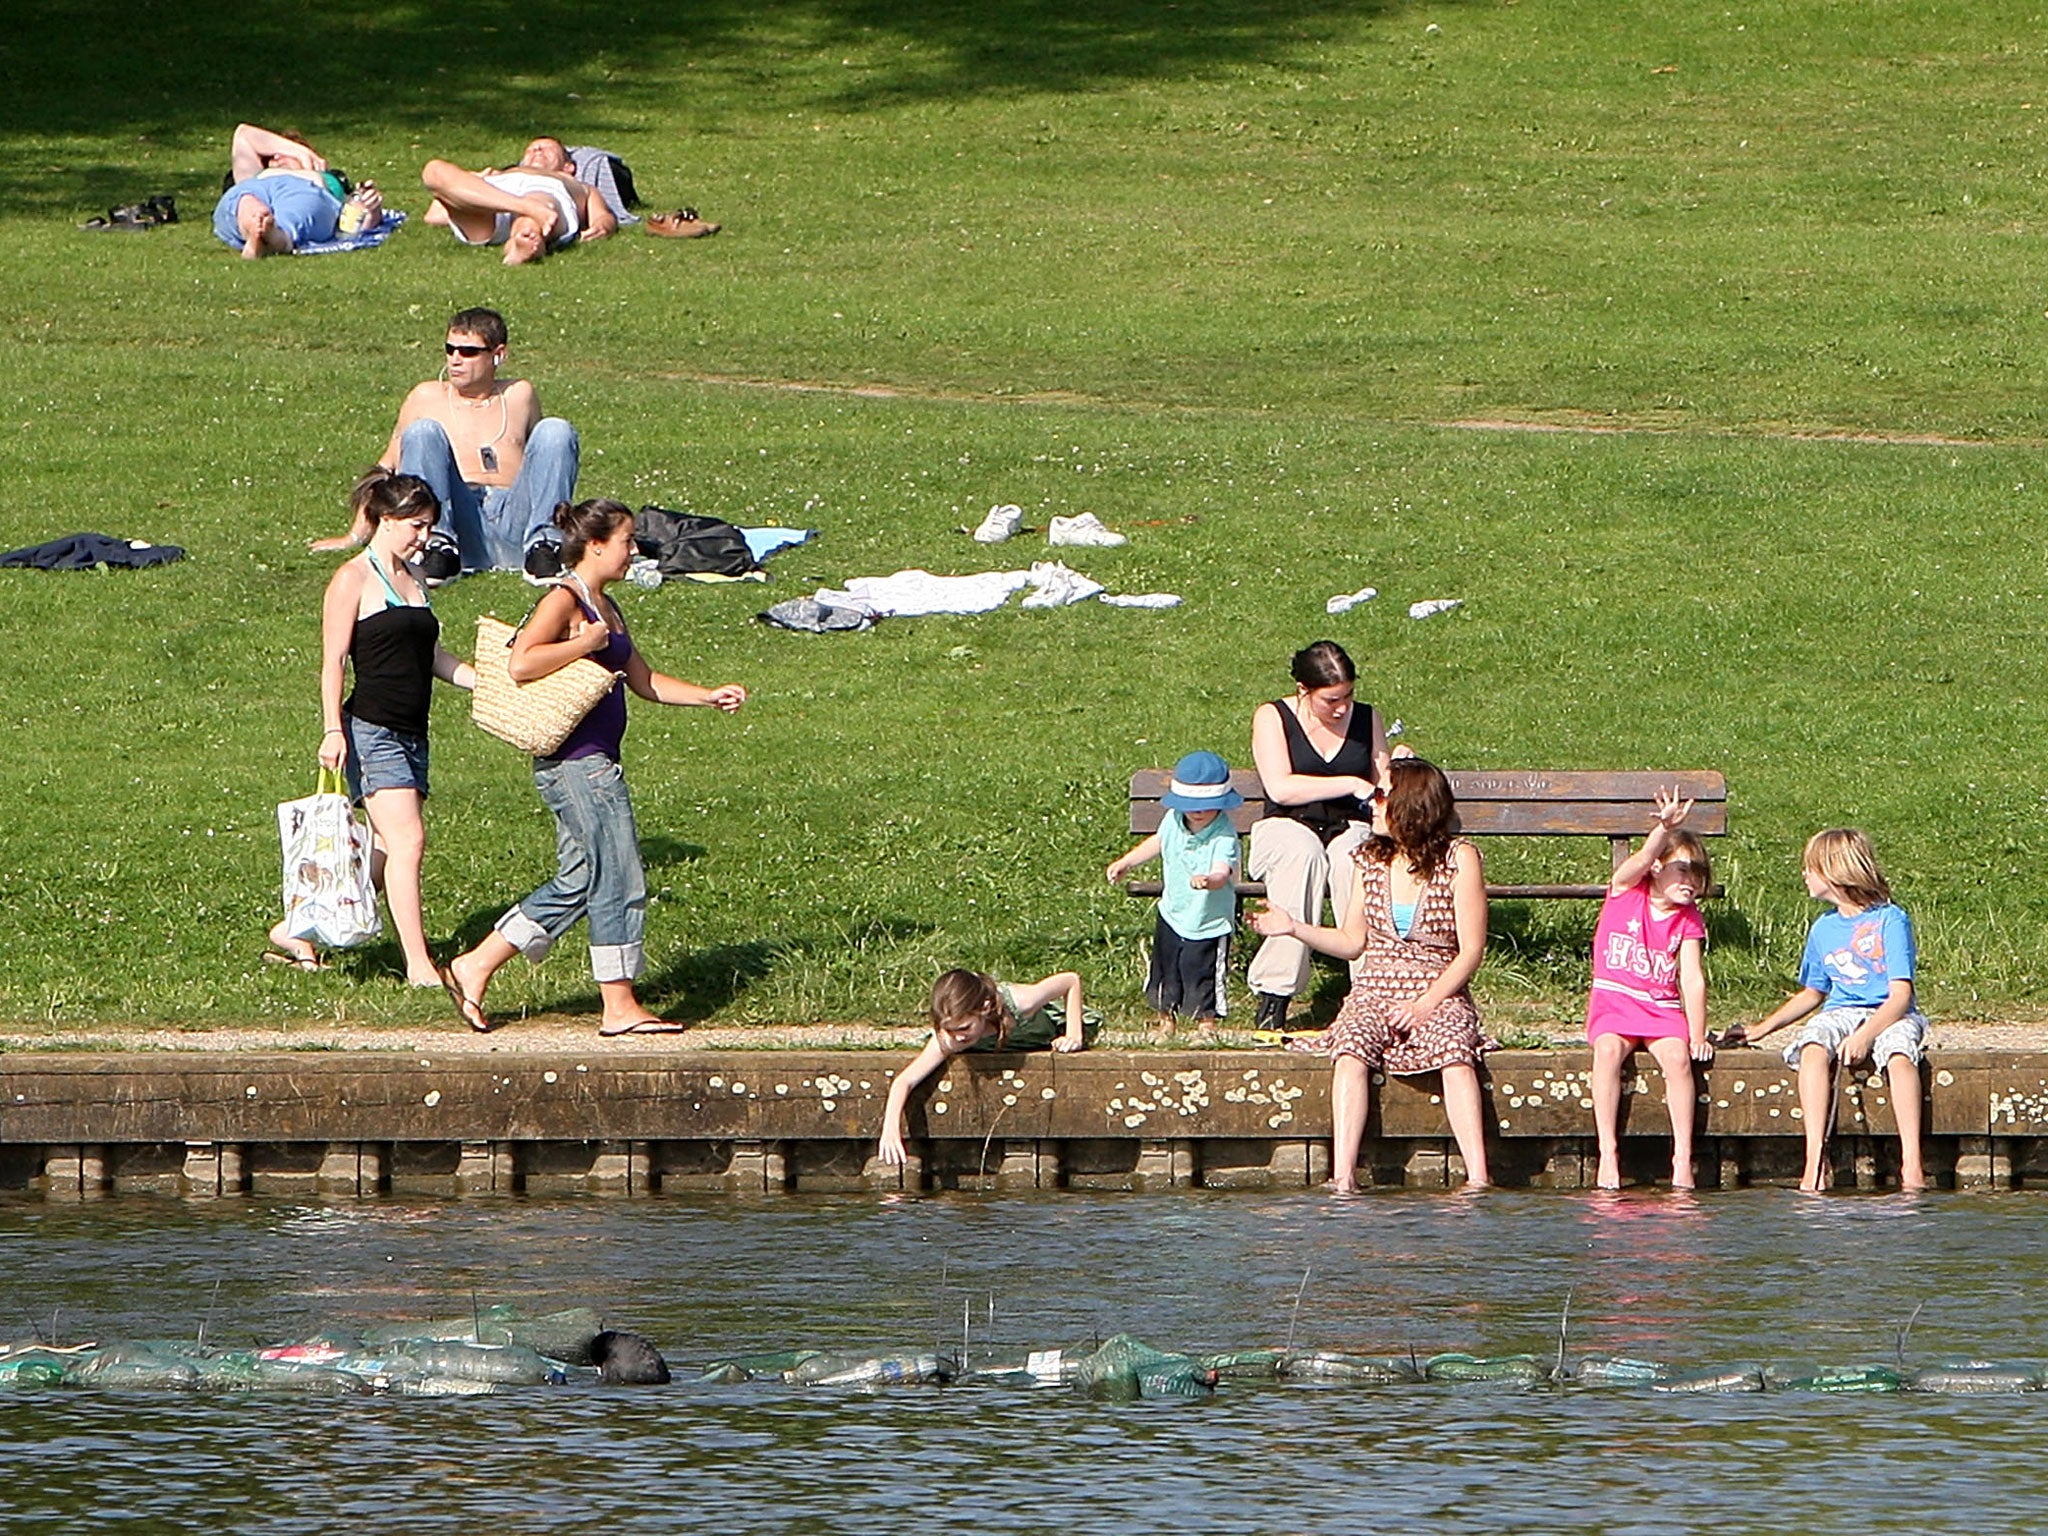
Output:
[
  {"xmin": 413, "ymin": 540, "xmax": 566, "ymax": 587},
  {"xmin": 972, "ymin": 504, "xmax": 1129, "ymax": 548}
]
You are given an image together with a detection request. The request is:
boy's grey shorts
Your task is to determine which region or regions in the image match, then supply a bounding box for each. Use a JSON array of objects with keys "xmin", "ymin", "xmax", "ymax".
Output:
[{"xmin": 1780, "ymin": 1007, "xmax": 1928, "ymax": 1069}]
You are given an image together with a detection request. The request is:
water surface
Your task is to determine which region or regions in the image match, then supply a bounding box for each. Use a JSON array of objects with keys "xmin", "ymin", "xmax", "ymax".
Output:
[{"xmin": 0, "ymin": 1190, "xmax": 2038, "ymax": 1534}]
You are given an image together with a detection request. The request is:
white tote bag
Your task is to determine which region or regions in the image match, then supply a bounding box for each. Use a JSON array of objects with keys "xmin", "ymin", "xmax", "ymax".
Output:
[{"xmin": 276, "ymin": 768, "xmax": 382, "ymax": 949}]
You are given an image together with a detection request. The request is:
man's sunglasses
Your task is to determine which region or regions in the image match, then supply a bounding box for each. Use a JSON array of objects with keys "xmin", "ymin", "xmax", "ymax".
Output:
[{"xmin": 445, "ymin": 343, "xmax": 493, "ymax": 357}]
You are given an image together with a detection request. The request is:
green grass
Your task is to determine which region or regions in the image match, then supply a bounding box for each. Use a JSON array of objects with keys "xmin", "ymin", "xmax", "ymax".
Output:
[{"xmin": 3, "ymin": 0, "xmax": 2046, "ymax": 1033}]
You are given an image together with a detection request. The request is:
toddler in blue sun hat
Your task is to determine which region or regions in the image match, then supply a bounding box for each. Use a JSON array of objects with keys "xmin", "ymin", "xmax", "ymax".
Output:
[{"xmin": 1106, "ymin": 750, "xmax": 1245, "ymax": 1031}]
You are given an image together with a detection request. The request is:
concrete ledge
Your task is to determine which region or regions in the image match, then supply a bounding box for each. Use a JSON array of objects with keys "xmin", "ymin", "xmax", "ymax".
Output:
[{"xmin": 0, "ymin": 1048, "xmax": 2039, "ymax": 1194}]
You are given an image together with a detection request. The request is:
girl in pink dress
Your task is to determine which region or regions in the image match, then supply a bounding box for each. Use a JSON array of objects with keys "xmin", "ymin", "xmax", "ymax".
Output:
[{"xmin": 1587, "ymin": 789, "xmax": 1712, "ymax": 1190}]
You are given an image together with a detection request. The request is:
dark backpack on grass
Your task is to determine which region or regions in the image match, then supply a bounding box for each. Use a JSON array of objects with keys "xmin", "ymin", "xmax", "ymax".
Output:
[{"xmin": 635, "ymin": 505, "xmax": 758, "ymax": 577}]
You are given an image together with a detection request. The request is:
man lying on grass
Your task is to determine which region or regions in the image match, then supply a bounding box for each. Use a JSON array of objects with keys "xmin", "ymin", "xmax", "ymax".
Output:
[{"xmin": 421, "ymin": 154, "xmax": 615, "ymax": 266}]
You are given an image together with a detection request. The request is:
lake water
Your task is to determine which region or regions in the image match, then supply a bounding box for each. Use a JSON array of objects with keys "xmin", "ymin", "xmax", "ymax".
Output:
[{"xmin": 0, "ymin": 1190, "xmax": 2040, "ymax": 1535}]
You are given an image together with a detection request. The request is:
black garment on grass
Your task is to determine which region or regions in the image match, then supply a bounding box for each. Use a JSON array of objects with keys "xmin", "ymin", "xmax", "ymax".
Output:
[
  {"xmin": 634, "ymin": 505, "xmax": 758, "ymax": 577},
  {"xmin": 0, "ymin": 533, "xmax": 185, "ymax": 570}
]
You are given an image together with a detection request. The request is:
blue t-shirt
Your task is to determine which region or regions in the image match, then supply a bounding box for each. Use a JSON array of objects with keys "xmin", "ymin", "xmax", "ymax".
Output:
[
  {"xmin": 1158, "ymin": 811, "xmax": 1240, "ymax": 942},
  {"xmin": 1798, "ymin": 903, "xmax": 1915, "ymax": 1010}
]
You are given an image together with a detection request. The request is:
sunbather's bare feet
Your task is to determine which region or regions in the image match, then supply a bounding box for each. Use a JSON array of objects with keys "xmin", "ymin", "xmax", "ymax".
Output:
[
  {"xmin": 237, "ymin": 201, "xmax": 288, "ymax": 259},
  {"xmin": 503, "ymin": 211, "xmax": 552, "ymax": 266}
]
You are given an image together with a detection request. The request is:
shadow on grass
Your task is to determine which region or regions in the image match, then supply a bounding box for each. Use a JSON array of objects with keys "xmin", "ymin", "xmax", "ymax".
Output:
[
  {"xmin": 433, "ymin": 908, "xmax": 938, "ymax": 1021},
  {"xmin": 3, "ymin": 0, "xmax": 1432, "ymax": 211}
]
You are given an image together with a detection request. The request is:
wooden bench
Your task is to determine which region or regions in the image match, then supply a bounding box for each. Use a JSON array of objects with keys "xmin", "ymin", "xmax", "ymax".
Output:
[{"xmin": 1124, "ymin": 769, "xmax": 1727, "ymax": 900}]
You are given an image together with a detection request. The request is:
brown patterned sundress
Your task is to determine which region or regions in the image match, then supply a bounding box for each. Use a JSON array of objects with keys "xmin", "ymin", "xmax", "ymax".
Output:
[{"xmin": 1325, "ymin": 839, "xmax": 1488, "ymax": 1073}]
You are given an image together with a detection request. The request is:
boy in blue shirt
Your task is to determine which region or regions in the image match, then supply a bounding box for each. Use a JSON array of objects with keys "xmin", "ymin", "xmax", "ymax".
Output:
[
  {"xmin": 1107, "ymin": 751, "xmax": 1243, "ymax": 1032},
  {"xmin": 1732, "ymin": 828, "xmax": 1927, "ymax": 1191}
]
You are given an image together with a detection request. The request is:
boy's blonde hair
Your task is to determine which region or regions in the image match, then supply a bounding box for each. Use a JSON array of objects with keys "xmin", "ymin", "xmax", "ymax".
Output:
[
  {"xmin": 1803, "ymin": 827, "xmax": 1891, "ymax": 908},
  {"xmin": 1661, "ymin": 828, "xmax": 1712, "ymax": 889},
  {"xmin": 929, "ymin": 968, "xmax": 1007, "ymax": 1047}
]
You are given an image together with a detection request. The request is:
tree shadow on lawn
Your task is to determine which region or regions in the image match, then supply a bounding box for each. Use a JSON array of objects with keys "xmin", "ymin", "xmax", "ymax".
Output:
[
  {"xmin": 435, "ymin": 905, "xmax": 937, "ymax": 1022},
  {"xmin": 4, "ymin": 0, "xmax": 1439, "ymax": 213}
]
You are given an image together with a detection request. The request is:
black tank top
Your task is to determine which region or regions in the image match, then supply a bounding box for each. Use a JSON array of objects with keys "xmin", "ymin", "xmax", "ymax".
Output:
[
  {"xmin": 344, "ymin": 559, "xmax": 439, "ymax": 736},
  {"xmin": 1271, "ymin": 696, "xmax": 1376, "ymax": 843}
]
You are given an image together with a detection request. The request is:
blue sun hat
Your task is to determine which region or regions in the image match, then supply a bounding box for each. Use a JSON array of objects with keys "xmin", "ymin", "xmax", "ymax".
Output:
[{"xmin": 1161, "ymin": 750, "xmax": 1244, "ymax": 813}]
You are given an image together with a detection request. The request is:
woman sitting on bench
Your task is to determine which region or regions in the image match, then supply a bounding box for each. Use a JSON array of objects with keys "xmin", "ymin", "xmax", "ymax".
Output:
[{"xmin": 1245, "ymin": 640, "xmax": 1392, "ymax": 1032}]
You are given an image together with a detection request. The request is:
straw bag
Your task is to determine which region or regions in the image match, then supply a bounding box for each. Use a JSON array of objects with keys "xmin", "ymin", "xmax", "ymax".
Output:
[{"xmin": 471, "ymin": 614, "xmax": 619, "ymax": 755}]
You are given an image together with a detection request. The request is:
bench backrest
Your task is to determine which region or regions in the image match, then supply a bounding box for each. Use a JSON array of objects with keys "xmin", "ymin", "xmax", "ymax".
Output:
[{"xmin": 1128, "ymin": 768, "xmax": 1728, "ymax": 898}]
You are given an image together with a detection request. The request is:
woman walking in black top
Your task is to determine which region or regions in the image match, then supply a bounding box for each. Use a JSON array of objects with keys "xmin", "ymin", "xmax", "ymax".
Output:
[{"xmin": 268, "ymin": 471, "xmax": 474, "ymax": 980}]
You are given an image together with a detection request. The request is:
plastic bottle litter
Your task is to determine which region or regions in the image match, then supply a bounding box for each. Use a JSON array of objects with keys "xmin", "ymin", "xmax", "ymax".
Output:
[
  {"xmin": 803, "ymin": 1352, "xmax": 952, "ymax": 1388},
  {"xmin": 1905, "ymin": 1361, "xmax": 2043, "ymax": 1394},
  {"xmin": 1569, "ymin": 1356, "xmax": 1670, "ymax": 1386},
  {"xmin": 1277, "ymin": 1351, "xmax": 1421, "ymax": 1384},
  {"xmin": 1653, "ymin": 1364, "xmax": 1767, "ymax": 1394},
  {"xmin": 1424, "ymin": 1352, "xmax": 1548, "ymax": 1386}
]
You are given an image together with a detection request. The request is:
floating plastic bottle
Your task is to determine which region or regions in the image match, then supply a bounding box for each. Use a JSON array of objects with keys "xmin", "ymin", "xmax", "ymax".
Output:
[
  {"xmin": 1424, "ymin": 1353, "xmax": 1548, "ymax": 1386},
  {"xmin": 1569, "ymin": 1356, "xmax": 1670, "ymax": 1387},
  {"xmin": 803, "ymin": 1353, "xmax": 952, "ymax": 1388},
  {"xmin": 1653, "ymin": 1364, "xmax": 1767, "ymax": 1394},
  {"xmin": 1277, "ymin": 1351, "xmax": 1422, "ymax": 1384},
  {"xmin": 1905, "ymin": 1361, "xmax": 2043, "ymax": 1394}
]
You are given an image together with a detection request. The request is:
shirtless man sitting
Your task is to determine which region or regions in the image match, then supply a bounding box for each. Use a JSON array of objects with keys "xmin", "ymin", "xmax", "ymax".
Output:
[
  {"xmin": 421, "ymin": 155, "xmax": 615, "ymax": 266},
  {"xmin": 314, "ymin": 307, "xmax": 579, "ymax": 580}
]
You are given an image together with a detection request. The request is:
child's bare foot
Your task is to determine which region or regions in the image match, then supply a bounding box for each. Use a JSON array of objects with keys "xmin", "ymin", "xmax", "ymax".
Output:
[
  {"xmin": 1799, "ymin": 1159, "xmax": 1831, "ymax": 1193},
  {"xmin": 1595, "ymin": 1153, "xmax": 1622, "ymax": 1190},
  {"xmin": 1671, "ymin": 1171, "xmax": 1697, "ymax": 1191},
  {"xmin": 1187, "ymin": 1016, "xmax": 1219, "ymax": 1045},
  {"xmin": 1148, "ymin": 1013, "xmax": 1176, "ymax": 1042},
  {"xmin": 1327, "ymin": 1177, "xmax": 1359, "ymax": 1195},
  {"xmin": 1900, "ymin": 1167, "xmax": 1927, "ymax": 1192}
]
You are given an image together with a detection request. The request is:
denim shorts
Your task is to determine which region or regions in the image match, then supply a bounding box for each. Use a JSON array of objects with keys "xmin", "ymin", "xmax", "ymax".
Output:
[
  {"xmin": 343, "ymin": 715, "xmax": 429, "ymax": 801},
  {"xmin": 1780, "ymin": 1006, "xmax": 1928, "ymax": 1069}
]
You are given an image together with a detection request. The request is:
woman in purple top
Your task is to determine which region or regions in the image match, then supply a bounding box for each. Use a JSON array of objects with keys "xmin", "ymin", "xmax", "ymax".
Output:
[{"xmin": 441, "ymin": 498, "xmax": 748, "ymax": 1035}]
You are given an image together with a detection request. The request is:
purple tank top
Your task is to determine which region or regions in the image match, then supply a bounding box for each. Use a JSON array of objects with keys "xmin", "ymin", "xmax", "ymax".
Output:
[{"xmin": 546, "ymin": 583, "xmax": 633, "ymax": 763}]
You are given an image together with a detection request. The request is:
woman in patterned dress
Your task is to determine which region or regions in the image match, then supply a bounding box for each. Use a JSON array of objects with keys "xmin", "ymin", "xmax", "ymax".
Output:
[{"xmin": 1250, "ymin": 758, "xmax": 1491, "ymax": 1193}]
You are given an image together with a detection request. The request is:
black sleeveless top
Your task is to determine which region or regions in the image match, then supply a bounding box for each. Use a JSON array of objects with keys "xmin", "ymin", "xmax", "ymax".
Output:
[
  {"xmin": 344, "ymin": 558, "xmax": 439, "ymax": 737},
  {"xmin": 1270, "ymin": 696, "xmax": 1377, "ymax": 843}
]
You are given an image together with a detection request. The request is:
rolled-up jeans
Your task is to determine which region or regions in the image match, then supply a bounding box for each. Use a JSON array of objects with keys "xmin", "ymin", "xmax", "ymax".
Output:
[
  {"xmin": 496, "ymin": 753, "xmax": 646, "ymax": 982},
  {"xmin": 399, "ymin": 416, "xmax": 580, "ymax": 572}
]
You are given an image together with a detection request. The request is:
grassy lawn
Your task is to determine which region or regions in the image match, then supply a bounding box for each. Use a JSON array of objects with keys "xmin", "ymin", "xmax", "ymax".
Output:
[{"xmin": 2, "ymin": 0, "xmax": 2045, "ymax": 1033}]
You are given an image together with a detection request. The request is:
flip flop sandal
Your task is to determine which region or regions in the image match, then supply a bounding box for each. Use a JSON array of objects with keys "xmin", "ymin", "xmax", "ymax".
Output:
[
  {"xmin": 261, "ymin": 949, "xmax": 329, "ymax": 972},
  {"xmin": 437, "ymin": 964, "xmax": 494, "ymax": 1033},
  {"xmin": 598, "ymin": 1017, "xmax": 688, "ymax": 1036},
  {"xmin": 645, "ymin": 210, "xmax": 720, "ymax": 239}
]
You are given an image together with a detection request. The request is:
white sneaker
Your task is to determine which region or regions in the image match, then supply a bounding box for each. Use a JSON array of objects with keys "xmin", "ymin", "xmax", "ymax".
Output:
[
  {"xmin": 972, "ymin": 503, "xmax": 1023, "ymax": 543},
  {"xmin": 1047, "ymin": 512, "xmax": 1127, "ymax": 548}
]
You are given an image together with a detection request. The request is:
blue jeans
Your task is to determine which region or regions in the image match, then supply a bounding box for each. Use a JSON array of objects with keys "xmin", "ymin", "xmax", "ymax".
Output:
[
  {"xmin": 496, "ymin": 754, "xmax": 646, "ymax": 983},
  {"xmin": 399, "ymin": 416, "xmax": 580, "ymax": 573}
]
